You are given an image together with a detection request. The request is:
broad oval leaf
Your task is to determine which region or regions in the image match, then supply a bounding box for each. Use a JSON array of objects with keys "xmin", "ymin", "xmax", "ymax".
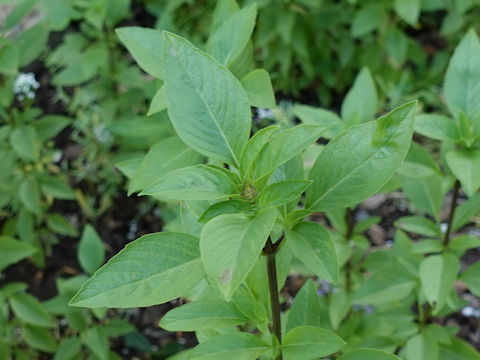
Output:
[
  {"xmin": 0, "ymin": 235, "xmax": 37, "ymax": 271},
  {"xmin": 200, "ymin": 207, "xmax": 277, "ymax": 300},
  {"xmin": 307, "ymin": 101, "xmax": 417, "ymax": 211},
  {"xmin": 282, "ymin": 325, "xmax": 346, "ymax": 360},
  {"xmin": 140, "ymin": 165, "xmax": 239, "ymax": 201},
  {"xmin": 460, "ymin": 261, "xmax": 480, "ymax": 296},
  {"xmin": 10, "ymin": 293, "xmax": 56, "ymax": 328},
  {"xmin": 444, "ymin": 29, "xmax": 480, "ymax": 120},
  {"xmin": 10, "ymin": 126, "xmax": 39, "ymax": 161},
  {"xmin": 116, "ymin": 27, "xmax": 164, "ymax": 79},
  {"xmin": 286, "ymin": 279, "xmax": 321, "ymax": 332},
  {"xmin": 159, "ymin": 299, "xmax": 247, "ymax": 331},
  {"xmin": 241, "ymin": 68, "xmax": 275, "ymax": 108},
  {"xmin": 162, "ymin": 32, "xmax": 251, "ymax": 166},
  {"xmin": 77, "ymin": 225, "xmax": 105, "ymax": 275},
  {"xmin": 189, "ymin": 332, "xmax": 270, "ymax": 360},
  {"xmin": 285, "ymin": 222, "xmax": 338, "ymax": 283},
  {"xmin": 70, "ymin": 232, "xmax": 204, "ymax": 308},
  {"xmin": 414, "ymin": 114, "xmax": 458, "ymax": 142},
  {"xmin": 338, "ymin": 348, "xmax": 401, "ymax": 360}
]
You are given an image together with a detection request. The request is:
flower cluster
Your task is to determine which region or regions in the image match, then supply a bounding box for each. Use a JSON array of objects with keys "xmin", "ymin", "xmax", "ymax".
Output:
[{"xmin": 13, "ymin": 72, "xmax": 40, "ymax": 101}]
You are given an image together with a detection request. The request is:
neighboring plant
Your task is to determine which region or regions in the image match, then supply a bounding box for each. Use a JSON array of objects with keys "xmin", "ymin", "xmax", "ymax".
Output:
[{"xmin": 70, "ymin": 15, "xmax": 418, "ymax": 358}]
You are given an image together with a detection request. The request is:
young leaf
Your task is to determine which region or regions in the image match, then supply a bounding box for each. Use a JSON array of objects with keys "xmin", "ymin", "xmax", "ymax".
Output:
[
  {"xmin": 189, "ymin": 332, "xmax": 270, "ymax": 360},
  {"xmin": 211, "ymin": 0, "xmax": 239, "ymax": 34},
  {"xmin": 70, "ymin": 232, "xmax": 204, "ymax": 308},
  {"xmin": 282, "ymin": 326, "xmax": 346, "ymax": 359},
  {"xmin": 77, "ymin": 225, "xmax": 105, "ymax": 275},
  {"xmin": 341, "ymin": 67, "xmax": 378, "ymax": 126},
  {"xmin": 307, "ymin": 101, "xmax": 417, "ymax": 211},
  {"xmin": 0, "ymin": 236, "xmax": 37, "ymax": 271},
  {"xmin": 19, "ymin": 179, "xmax": 41, "ymax": 216},
  {"xmin": 452, "ymin": 192, "xmax": 480, "ymax": 230},
  {"xmin": 293, "ymin": 104, "xmax": 343, "ymax": 139},
  {"xmin": 200, "ymin": 207, "xmax": 277, "ymax": 300},
  {"xmin": 116, "ymin": 27, "xmax": 164, "ymax": 79},
  {"xmin": 285, "ymin": 222, "xmax": 338, "ymax": 283},
  {"xmin": 445, "ymin": 148, "xmax": 480, "ymax": 197},
  {"xmin": 394, "ymin": 0, "xmax": 420, "ymax": 25},
  {"xmin": 84, "ymin": 326, "xmax": 108, "ymax": 360},
  {"xmin": 444, "ymin": 29, "xmax": 480, "ymax": 120},
  {"xmin": 159, "ymin": 300, "xmax": 247, "ymax": 331},
  {"xmin": 46, "ymin": 214, "xmax": 78, "ymax": 237},
  {"xmin": 286, "ymin": 279, "xmax": 321, "ymax": 332},
  {"xmin": 128, "ymin": 137, "xmax": 201, "ymax": 195},
  {"xmin": 162, "ymin": 32, "xmax": 251, "ymax": 166},
  {"xmin": 241, "ymin": 69, "xmax": 275, "ymax": 108},
  {"xmin": 239, "ymin": 125, "xmax": 279, "ymax": 178},
  {"xmin": 9, "ymin": 293, "xmax": 56, "ymax": 328},
  {"xmin": 22, "ymin": 325, "xmax": 57, "ymax": 353},
  {"xmin": 420, "ymin": 253, "xmax": 460, "ymax": 310},
  {"xmin": 34, "ymin": 115, "xmax": 71, "ymax": 143},
  {"xmin": 208, "ymin": 3, "xmax": 257, "ymax": 68},
  {"xmin": 338, "ymin": 348, "xmax": 401, "ymax": 360},
  {"xmin": 254, "ymin": 124, "xmax": 330, "ymax": 181},
  {"xmin": 10, "ymin": 126, "xmax": 39, "ymax": 161},
  {"xmin": 198, "ymin": 200, "xmax": 252, "ymax": 224},
  {"xmin": 140, "ymin": 165, "xmax": 239, "ymax": 201},
  {"xmin": 257, "ymin": 180, "xmax": 311, "ymax": 208},
  {"xmin": 53, "ymin": 337, "xmax": 82, "ymax": 360}
]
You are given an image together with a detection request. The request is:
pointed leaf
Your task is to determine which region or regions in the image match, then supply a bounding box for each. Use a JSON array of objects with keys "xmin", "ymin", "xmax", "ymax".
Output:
[
  {"xmin": 70, "ymin": 232, "xmax": 204, "ymax": 308},
  {"xmin": 0, "ymin": 236, "xmax": 37, "ymax": 271},
  {"xmin": 257, "ymin": 180, "xmax": 311, "ymax": 208},
  {"xmin": 286, "ymin": 279, "xmax": 321, "ymax": 332},
  {"xmin": 446, "ymin": 148, "xmax": 480, "ymax": 197},
  {"xmin": 241, "ymin": 69, "xmax": 275, "ymax": 108},
  {"xmin": 77, "ymin": 225, "xmax": 105, "ymax": 275},
  {"xmin": 338, "ymin": 349, "xmax": 401, "ymax": 360},
  {"xmin": 163, "ymin": 32, "xmax": 251, "ymax": 166}
]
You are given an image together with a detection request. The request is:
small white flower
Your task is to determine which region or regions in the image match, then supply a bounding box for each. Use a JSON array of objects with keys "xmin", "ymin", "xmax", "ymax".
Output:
[
  {"xmin": 93, "ymin": 123, "xmax": 112, "ymax": 143},
  {"xmin": 257, "ymin": 108, "xmax": 274, "ymax": 119},
  {"xmin": 440, "ymin": 223, "xmax": 448, "ymax": 234},
  {"xmin": 52, "ymin": 150, "xmax": 63, "ymax": 163},
  {"xmin": 13, "ymin": 72, "xmax": 40, "ymax": 101}
]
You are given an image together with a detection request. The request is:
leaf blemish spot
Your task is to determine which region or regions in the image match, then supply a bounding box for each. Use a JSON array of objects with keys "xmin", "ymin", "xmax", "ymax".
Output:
[
  {"xmin": 169, "ymin": 46, "xmax": 177, "ymax": 56},
  {"xmin": 220, "ymin": 268, "xmax": 232, "ymax": 283}
]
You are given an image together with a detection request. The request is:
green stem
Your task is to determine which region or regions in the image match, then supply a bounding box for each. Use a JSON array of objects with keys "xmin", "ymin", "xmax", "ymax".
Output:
[
  {"xmin": 265, "ymin": 238, "xmax": 282, "ymax": 360},
  {"xmin": 443, "ymin": 180, "xmax": 460, "ymax": 247}
]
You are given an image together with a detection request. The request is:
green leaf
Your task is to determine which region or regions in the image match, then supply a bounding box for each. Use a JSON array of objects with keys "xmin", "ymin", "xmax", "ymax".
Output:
[
  {"xmin": 286, "ymin": 279, "xmax": 321, "ymax": 332},
  {"xmin": 254, "ymin": 124, "xmax": 330, "ymax": 181},
  {"xmin": 307, "ymin": 101, "xmax": 417, "ymax": 211},
  {"xmin": 53, "ymin": 337, "xmax": 82, "ymax": 360},
  {"xmin": 282, "ymin": 326, "xmax": 345, "ymax": 359},
  {"xmin": 19, "ymin": 179, "xmax": 41, "ymax": 216},
  {"xmin": 40, "ymin": 176, "xmax": 76, "ymax": 200},
  {"xmin": 398, "ymin": 142, "xmax": 440, "ymax": 179},
  {"xmin": 448, "ymin": 235, "xmax": 480, "ymax": 253},
  {"xmin": 10, "ymin": 126, "xmax": 39, "ymax": 161},
  {"xmin": 285, "ymin": 222, "xmax": 338, "ymax": 283},
  {"xmin": 414, "ymin": 114, "xmax": 459, "ymax": 142},
  {"xmin": 160, "ymin": 300, "xmax": 247, "ymax": 331},
  {"xmin": 338, "ymin": 349, "xmax": 401, "ymax": 360},
  {"xmin": 128, "ymin": 137, "xmax": 201, "ymax": 195},
  {"xmin": 147, "ymin": 86, "xmax": 167, "ymax": 116},
  {"xmin": 257, "ymin": 180, "xmax": 311, "ymax": 208},
  {"xmin": 189, "ymin": 333, "xmax": 270, "ymax": 360},
  {"xmin": 0, "ymin": 39, "xmax": 19, "ymax": 75},
  {"xmin": 405, "ymin": 333, "xmax": 439, "ymax": 360},
  {"xmin": 401, "ymin": 174, "xmax": 444, "ymax": 220},
  {"xmin": 395, "ymin": 216, "xmax": 442, "ymax": 237},
  {"xmin": 444, "ymin": 29, "xmax": 480, "ymax": 120},
  {"xmin": 293, "ymin": 104, "xmax": 343, "ymax": 139},
  {"xmin": 140, "ymin": 165, "xmax": 239, "ymax": 201},
  {"xmin": 198, "ymin": 200, "xmax": 253, "ymax": 224},
  {"xmin": 351, "ymin": 4, "xmax": 385, "ymax": 38},
  {"xmin": 241, "ymin": 69, "xmax": 275, "ymax": 109},
  {"xmin": 17, "ymin": 23, "xmax": 50, "ymax": 67},
  {"xmin": 34, "ymin": 115, "xmax": 71, "ymax": 143},
  {"xmin": 420, "ymin": 253, "xmax": 460, "ymax": 310},
  {"xmin": 70, "ymin": 232, "xmax": 204, "ymax": 308},
  {"xmin": 46, "ymin": 214, "xmax": 78, "ymax": 237},
  {"xmin": 239, "ymin": 125, "xmax": 279, "ymax": 178},
  {"xmin": 77, "ymin": 225, "xmax": 105, "ymax": 275},
  {"xmin": 439, "ymin": 338, "xmax": 480, "ymax": 360},
  {"xmin": 10, "ymin": 293, "xmax": 55, "ymax": 328},
  {"xmin": 200, "ymin": 207, "xmax": 277, "ymax": 300},
  {"xmin": 452, "ymin": 192, "xmax": 480, "ymax": 230},
  {"xmin": 341, "ymin": 68, "xmax": 378, "ymax": 126},
  {"xmin": 0, "ymin": 236, "xmax": 36, "ymax": 271},
  {"xmin": 22, "ymin": 325, "xmax": 57, "ymax": 353},
  {"xmin": 84, "ymin": 327, "xmax": 108, "ymax": 360},
  {"xmin": 460, "ymin": 261, "xmax": 480, "ymax": 296},
  {"xmin": 163, "ymin": 32, "xmax": 251, "ymax": 166},
  {"xmin": 208, "ymin": 3, "xmax": 257, "ymax": 68},
  {"xmin": 211, "ymin": 0, "xmax": 239, "ymax": 33},
  {"xmin": 446, "ymin": 148, "xmax": 480, "ymax": 197},
  {"xmin": 411, "ymin": 239, "xmax": 443, "ymax": 254},
  {"xmin": 116, "ymin": 27, "xmax": 164, "ymax": 79},
  {"xmin": 394, "ymin": 0, "xmax": 420, "ymax": 25}
]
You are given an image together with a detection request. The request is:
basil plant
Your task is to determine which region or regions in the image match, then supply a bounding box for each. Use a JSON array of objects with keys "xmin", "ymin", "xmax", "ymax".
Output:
[{"xmin": 70, "ymin": 3, "xmax": 417, "ymax": 360}]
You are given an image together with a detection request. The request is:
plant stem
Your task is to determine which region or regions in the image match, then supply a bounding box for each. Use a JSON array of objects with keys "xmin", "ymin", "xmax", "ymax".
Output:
[
  {"xmin": 443, "ymin": 180, "xmax": 460, "ymax": 247},
  {"xmin": 265, "ymin": 238, "xmax": 282, "ymax": 360}
]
